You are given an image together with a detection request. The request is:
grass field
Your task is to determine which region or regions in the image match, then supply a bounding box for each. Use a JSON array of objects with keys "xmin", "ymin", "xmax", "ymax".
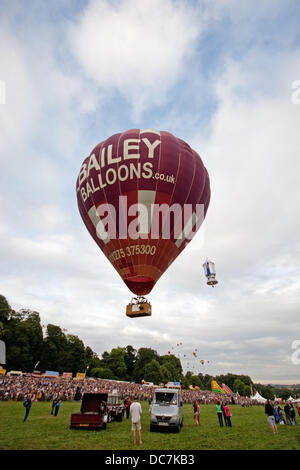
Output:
[{"xmin": 0, "ymin": 401, "xmax": 299, "ymax": 450}]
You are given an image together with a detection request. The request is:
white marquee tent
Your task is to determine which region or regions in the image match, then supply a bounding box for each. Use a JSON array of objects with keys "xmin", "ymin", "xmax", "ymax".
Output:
[{"xmin": 250, "ymin": 391, "xmax": 267, "ymax": 403}]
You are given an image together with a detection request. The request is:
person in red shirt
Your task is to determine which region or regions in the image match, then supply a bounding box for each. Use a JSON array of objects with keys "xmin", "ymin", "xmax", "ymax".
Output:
[
  {"xmin": 224, "ymin": 403, "xmax": 232, "ymax": 427},
  {"xmin": 124, "ymin": 397, "xmax": 131, "ymax": 419}
]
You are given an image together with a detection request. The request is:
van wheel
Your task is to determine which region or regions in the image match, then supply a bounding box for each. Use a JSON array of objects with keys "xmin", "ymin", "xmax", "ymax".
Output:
[{"xmin": 175, "ymin": 424, "xmax": 181, "ymax": 433}]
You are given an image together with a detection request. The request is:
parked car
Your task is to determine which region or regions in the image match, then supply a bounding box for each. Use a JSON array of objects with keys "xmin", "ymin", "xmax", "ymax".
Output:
[
  {"xmin": 107, "ymin": 391, "xmax": 125, "ymax": 422},
  {"xmin": 70, "ymin": 392, "xmax": 108, "ymax": 430},
  {"xmin": 150, "ymin": 388, "xmax": 183, "ymax": 432}
]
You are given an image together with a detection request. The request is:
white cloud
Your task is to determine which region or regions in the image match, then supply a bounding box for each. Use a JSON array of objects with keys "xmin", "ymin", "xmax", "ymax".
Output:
[
  {"xmin": 0, "ymin": 32, "xmax": 38, "ymax": 146},
  {"xmin": 69, "ymin": 0, "xmax": 203, "ymax": 117}
]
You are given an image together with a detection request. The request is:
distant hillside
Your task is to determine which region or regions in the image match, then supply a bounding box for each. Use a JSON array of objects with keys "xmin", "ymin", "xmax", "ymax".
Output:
[{"xmin": 270, "ymin": 384, "xmax": 300, "ymax": 390}]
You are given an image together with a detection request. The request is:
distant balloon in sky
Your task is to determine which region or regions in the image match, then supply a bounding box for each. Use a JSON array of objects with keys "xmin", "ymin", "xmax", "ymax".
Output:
[
  {"xmin": 76, "ymin": 128, "xmax": 211, "ymax": 316},
  {"xmin": 203, "ymin": 259, "xmax": 218, "ymax": 287}
]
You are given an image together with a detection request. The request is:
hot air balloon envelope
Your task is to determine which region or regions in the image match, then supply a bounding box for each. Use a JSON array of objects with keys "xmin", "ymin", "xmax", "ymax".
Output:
[{"xmin": 76, "ymin": 129, "xmax": 211, "ymax": 297}]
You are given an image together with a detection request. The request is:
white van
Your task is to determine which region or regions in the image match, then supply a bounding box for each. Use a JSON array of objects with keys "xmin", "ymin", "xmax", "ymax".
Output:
[{"xmin": 150, "ymin": 388, "xmax": 183, "ymax": 432}]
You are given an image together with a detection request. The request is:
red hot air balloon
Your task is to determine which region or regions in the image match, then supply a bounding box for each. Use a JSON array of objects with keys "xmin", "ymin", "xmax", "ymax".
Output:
[{"xmin": 76, "ymin": 129, "xmax": 211, "ymax": 317}]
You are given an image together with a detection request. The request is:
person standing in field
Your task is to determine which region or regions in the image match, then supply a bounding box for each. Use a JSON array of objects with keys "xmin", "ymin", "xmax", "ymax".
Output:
[
  {"xmin": 124, "ymin": 397, "xmax": 131, "ymax": 419},
  {"xmin": 130, "ymin": 398, "xmax": 143, "ymax": 445},
  {"xmin": 51, "ymin": 395, "xmax": 57, "ymax": 415},
  {"xmin": 221, "ymin": 402, "xmax": 227, "ymax": 426},
  {"xmin": 54, "ymin": 397, "xmax": 62, "ymax": 416},
  {"xmin": 289, "ymin": 403, "xmax": 296, "ymax": 426},
  {"xmin": 23, "ymin": 395, "xmax": 32, "ymax": 422},
  {"xmin": 224, "ymin": 403, "xmax": 232, "ymax": 427},
  {"xmin": 193, "ymin": 400, "xmax": 200, "ymax": 426},
  {"xmin": 276, "ymin": 405, "xmax": 286, "ymax": 424},
  {"xmin": 265, "ymin": 400, "xmax": 278, "ymax": 434},
  {"xmin": 216, "ymin": 401, "xmax": 223, "ymax": 427},
  {"xmin": 284, "ymin": 402, "xmax": 291, "ymax": 425}
]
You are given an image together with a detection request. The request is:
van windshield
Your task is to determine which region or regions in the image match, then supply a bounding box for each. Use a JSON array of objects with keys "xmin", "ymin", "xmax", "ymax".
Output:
[{"xmin": 154, "ymin": 392, "xmax": 177, "ymax": 405}]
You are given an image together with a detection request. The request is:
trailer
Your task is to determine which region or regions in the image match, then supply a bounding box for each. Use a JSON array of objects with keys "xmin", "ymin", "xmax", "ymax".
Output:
[{"xmin": 70, "ymin": 392, "xmax": 108, "ymax": 430}]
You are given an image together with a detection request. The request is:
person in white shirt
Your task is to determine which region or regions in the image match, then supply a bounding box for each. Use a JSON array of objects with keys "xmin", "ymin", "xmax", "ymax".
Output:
[{"xmin": 129, "ymin": 398, "xmax": 143, "ymax": 445}]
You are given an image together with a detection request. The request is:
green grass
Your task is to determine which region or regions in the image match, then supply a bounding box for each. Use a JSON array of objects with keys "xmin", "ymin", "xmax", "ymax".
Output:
[{"xmin": 0, "ymin": 401, "xmax": 299, "ymax": 450}]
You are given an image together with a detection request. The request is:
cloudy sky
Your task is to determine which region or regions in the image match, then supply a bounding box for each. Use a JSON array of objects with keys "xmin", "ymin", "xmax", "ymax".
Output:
[{"xmin": 1, "ymin": 0, "xmax": 300, "ymax": 384}]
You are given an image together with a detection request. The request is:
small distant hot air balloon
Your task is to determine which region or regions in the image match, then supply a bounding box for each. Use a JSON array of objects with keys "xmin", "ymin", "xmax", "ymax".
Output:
[
  {"xmin": 203, "ymin": 259, "xmax": 218, "ymax": 287},
  {"xmin": 200, "ymin": 360, "xmax": 204, "ymax": 365},
  {"xmin": 76, "ymin": 129, "xmax": 211, "ymax": 318}
]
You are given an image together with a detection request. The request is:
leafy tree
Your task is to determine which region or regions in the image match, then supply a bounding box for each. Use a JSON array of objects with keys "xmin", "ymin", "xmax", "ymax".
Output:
[
  {"xmin": 64, "ymin": 335, "xmax": 86, "ymax": 374},
  {"xmin": 6, "ymin": 319, "xmax": 32, "ymax": 370},
  {"xmin": 0, "ymin": 295, "xmax": 11, "ymax": 324},
  {"xmin": 239, "ymin": 375, "xmax": 253, "ymax": 387},
  {"xmin": 260, "ymin": 386, "xmax": 275, "ymax": 400},
  {"xmin": 90, "ymin": 367, "xmax": 116, "ymax": 380},
  {"xmin": 202, "ymin": 374, "xmax": 213, "ymax": 390},
  {"xmin": 143, "ymin": 359, "xmax": 163, "ymax": 384},
  {"xmin": 124, "ymin": 345, "xmax": 137, "ymax": 380},
  {"xmin": 181, "ymin": 376, "xmax": 190, "ymax": 389},
  {"xmin": 219, "ymin": 373, "xmax": 253, "ymax": 391},
  {"xmin": 99, "ymin": 351, "xmax": 111, "ymax": 368},
  {"xmin": 160, "ymin": 354, "xmax": 182, "ymax": 381},
  {"xmin": 20, "ymin": 310, "xmax": 43, "ymax": 369},
  {"xmin": 233, "ymin": 379, "xmax": 246, "ymax": 395},
  {"xmin": 190, "ymin": 375, "xmax": 202, "ymax": 388},
  {"xmin": 105, "ymin": 347, "xmax": 127, "ymax": 380},
  {"xmin": 40, "ymin": 324, "xmax": 68, "ymax": 373},
  {"xmin": 185, "ymin": 371, "xmax": 194, "ymax": 382},
  {"xmin": 133, "ymin": 347, "xmax": 159, "ymax": 383},
  {"xmin": 278, "ymin": 388, "xmax": 293, "ymax": 401},
  {"xmin": 3, "ymin": 309, "xmax": 43, "ymax": 371},
  {"xmin": 85, "ymin": 346, "xmax": 101, "ymax": 374},
  {"xmin": 161, "ymin": 364, "xmax": 172, "ymax": 383}
]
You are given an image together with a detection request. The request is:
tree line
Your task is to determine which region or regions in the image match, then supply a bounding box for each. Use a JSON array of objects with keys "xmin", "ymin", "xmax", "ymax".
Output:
[
  {"xmin": 0, "ymin": 294, "xmax": 253, "ymax": 391},
  {"xmin": 1, "ymin": 294, "xmax": 298, "ymax": 398},
  {"xmin": 0, "ymin": 295, "xmax": 100, "ymax": 374}
]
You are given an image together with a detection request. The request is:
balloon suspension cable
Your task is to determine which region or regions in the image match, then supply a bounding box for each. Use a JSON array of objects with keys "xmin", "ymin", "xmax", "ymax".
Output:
[{"xmin": 131, "ymin": 296, "xmax": 149, "ymax": 304}]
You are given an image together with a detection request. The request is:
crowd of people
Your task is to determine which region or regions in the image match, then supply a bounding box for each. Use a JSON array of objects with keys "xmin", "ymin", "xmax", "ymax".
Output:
[
  {"xmin": 0, "ymin": 374, "xmax": 254, "ymax": 404},
  {"xmin": 264, "ymin": 399, "xmax": 300, "ymax": 434},
  {"xmin": 1, "ymin": 374, "xmax": 299, "ymax": 444}
]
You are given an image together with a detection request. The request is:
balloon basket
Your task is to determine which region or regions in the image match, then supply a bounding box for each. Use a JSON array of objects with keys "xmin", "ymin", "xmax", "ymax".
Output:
[{"xmin": 126, "ymin": 297, "xmax": 152, "ymax": 318}]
